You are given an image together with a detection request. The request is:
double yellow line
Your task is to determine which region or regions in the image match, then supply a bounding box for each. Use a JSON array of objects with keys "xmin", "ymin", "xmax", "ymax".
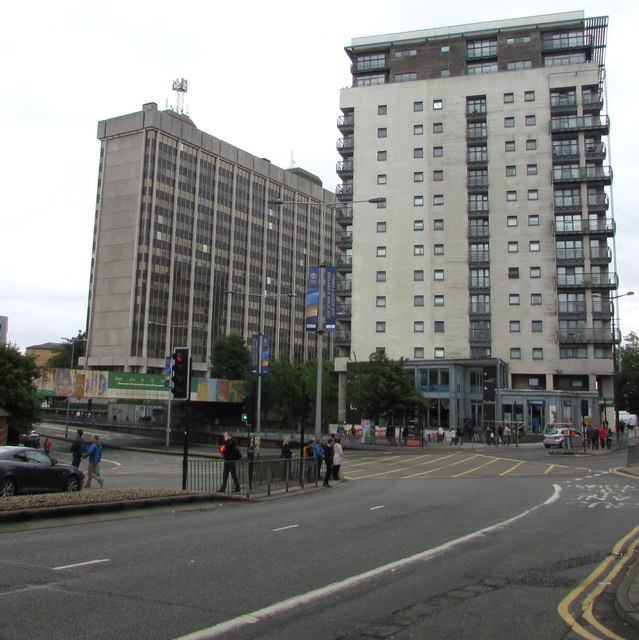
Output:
[{"xmin": 558, "ymin": 522, "xmax": 639, "ymax": 639}]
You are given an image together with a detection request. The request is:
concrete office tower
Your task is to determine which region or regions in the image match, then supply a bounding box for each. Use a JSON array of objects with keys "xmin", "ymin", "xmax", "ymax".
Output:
[
  {"xmin": 86, "ymin": 103, "xmax": 335, "ymax": 375},
  {"xmin": 338, "ymin": 12, "xmax": 617, "ymax": 429}
]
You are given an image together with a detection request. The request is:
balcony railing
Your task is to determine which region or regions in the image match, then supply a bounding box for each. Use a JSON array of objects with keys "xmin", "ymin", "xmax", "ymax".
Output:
[
  {"xmin": 542, "ymin": 34, "xmax": 592, "ymax": 51},
  {"xmin": 336, "ymin": 230, "xmax": 352, "ymax": 246},
  {"xmin": 336, "ymin": 303, "xmax": 352, "ymax": 318},
  {"xmin": 337, "ymin": 280, "xmax": 352, "ymax": 294},
  {"xmin": 587, "ymin": 194, "xmax": 609, "ymax": 211},
  {"xmin": 552, "ymin": 145, "xmax": 579, "ymax": 159},
  {"xmin": 552, "ymin": 165, "xmax": 612, "ymax": 184},
  {"xmin": 336, "ymin": 255, "xmax": 352, "ymax": 269},
  {"xmin": 467, "ymin": 177, "xmax": 489, "ymax": 189},
  {"xmin": 469, "ymin": 329, "xmax": 492, "ymax": 342},
  {"xmin": 585, "ymin": 142, "xmax": 606, "ymax": 159},
  {"xmin": 469, "ymin": 277, "xmax": 491, "ymax": 289},
  {"xmin": 351, "ymin": 59, "xmax": 388, "ymax": 73},
  {"xmin": 335, "ymin": 330, "xmax": 351, "ymax": 345},
  {"xmin": 556, "ymin": 272, "xmax": 618, "ymax": 288},
  {"xmin": 469, "ymin": 251, "xmax": 490, "ymax": 263},
  {"xmin": 468, "ymin": 227, "xmax": 490, "ymax": 239},
  {"xmin": 558, "ymin": 301, "xmax": 587, "ymax": 314},
  {"xmin": 550, "ymin": 95, "xmax": 578, "ymax": 109},
  {"xmin": 590, "ymin": 246, "xmax": 611, "ymax": 263},
  {"xmin": 469, "ymin": 302, "xmax": 491, "ymax": 315},
  {"xmin": 466, "ymin": 128, "xmax": 488, "ymax": 140},
  {"xmin": 336, "ymin": 138, "xmax": 354, "ymax": 155},
  {"xmin": 337, "ymin": 115, "xmax": 354, "ymax": 131},
  {"xmin": 556, "ymin": 248, "xmax": 584, "ymax": 261},
  {"xmin": 557, "ymin": 327, "xmax": 617, "ymax": 344},
  {"xmin": 336, "ymin": 160, "xmax": 354, "ymax": 176},
  {"xmin": 551, "ymin": 115, "xmax": 609, "ymax": 134}
]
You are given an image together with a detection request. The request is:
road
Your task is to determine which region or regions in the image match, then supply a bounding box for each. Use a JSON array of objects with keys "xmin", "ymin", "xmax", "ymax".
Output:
[{"xmin": 2, "ymin": 439, "xmax": 639, "ymax": 639}]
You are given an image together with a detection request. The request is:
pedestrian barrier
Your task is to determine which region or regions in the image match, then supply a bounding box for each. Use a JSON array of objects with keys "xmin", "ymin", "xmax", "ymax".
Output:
[{"xmin": 187, "ymin": 457, "xmax": 319, "ymax": 497}]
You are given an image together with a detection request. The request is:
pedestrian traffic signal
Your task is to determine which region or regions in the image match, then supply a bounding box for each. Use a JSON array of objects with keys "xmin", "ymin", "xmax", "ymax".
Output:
[
  {"xmin": 242, "ymin": 413, "xmax": 248, "ymax": 422},
  {"xmin": 171, "ymin": 347, "xmax": 190, "ymax": 399}
]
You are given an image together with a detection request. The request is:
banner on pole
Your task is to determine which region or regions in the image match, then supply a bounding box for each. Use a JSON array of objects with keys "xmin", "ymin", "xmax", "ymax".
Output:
[
  {"xmin": 306, "ymin": 267, "xmax": 319, "ymax": 331},
  {"xmin": 325, "ymin": 266, "xmax": 337, "ymax": 332}
]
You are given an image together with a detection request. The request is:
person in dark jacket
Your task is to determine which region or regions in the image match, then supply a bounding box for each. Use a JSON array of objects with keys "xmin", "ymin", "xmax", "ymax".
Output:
[
  {"xmin": 70, "ymin": 429, "xmax": 86, "ymax": 468},
  {"xmin": 322, "ymin": 437, "xmax": 334, "ymax": 487},
  {"xmin": 218, "ymin": 432, "xmax": 241, "ymax": 493}
]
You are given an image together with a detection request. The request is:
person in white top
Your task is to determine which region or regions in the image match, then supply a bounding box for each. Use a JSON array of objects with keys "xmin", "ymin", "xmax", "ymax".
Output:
[{"xmin": 332, "ymin": 437, "xmax": 344, "ymax": 481}]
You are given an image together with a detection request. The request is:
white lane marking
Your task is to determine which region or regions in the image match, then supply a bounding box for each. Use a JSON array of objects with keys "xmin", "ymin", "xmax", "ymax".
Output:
[
  {"xmin": 174, "ymin": 485, "xmax": 562, "ymax": 640},
  {"xmin": 272, "ymin": 525, "xmax": 299, "ymax": 532},
  {"xmin": 370, "ymin": 505, "xmax": 385, "ymax": 511},
  {"xmin": 52, "ymin": 559, "xmax": 111, "ymax": 571}
]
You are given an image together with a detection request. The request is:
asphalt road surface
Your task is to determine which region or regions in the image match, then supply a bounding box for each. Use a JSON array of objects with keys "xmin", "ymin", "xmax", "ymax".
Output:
[{"xmin": 2, "ymin": 442, "xmax": 639, "ymax": 639}]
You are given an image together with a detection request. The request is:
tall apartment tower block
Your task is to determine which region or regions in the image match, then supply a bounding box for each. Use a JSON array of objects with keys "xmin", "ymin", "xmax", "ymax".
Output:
[
  {"xmin": 337, "ymin": 12, "xmax": 615, "ymax": 429},
  {"xmin": 86, "ymin": 103, "xmax": 336, "ymax": 375}
]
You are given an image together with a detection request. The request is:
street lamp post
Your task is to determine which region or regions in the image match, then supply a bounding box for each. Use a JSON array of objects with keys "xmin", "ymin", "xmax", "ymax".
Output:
[
  {"xmin": 609, "ymin": 291, "xmax": 634, "ymax": 437},
  {"xmin": 268, "ymin": 197, "xmax": 385, "ymax": 440},
  {"xmin": 64, "ymin": 337, "xmax": 87, "ymax": 438}
]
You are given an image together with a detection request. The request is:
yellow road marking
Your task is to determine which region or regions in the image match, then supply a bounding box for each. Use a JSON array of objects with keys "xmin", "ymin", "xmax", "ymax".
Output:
[
  {"xmin": 452, "ymin": 457, "xmax": 500, "ymax": 477},
  {"xmin": 557, "ymin": 523, "xmax": 639, "ymax": 639},
  {"xmin": 499, "ymin": 460, "xmax": 525, "ymax": 476}
]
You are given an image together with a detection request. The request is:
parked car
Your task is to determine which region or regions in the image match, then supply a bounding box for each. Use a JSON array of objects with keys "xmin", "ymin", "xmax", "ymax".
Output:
[
  {"xmin": 19, "ymin": 430, "xmax": 40, "ymax": 448},
  {"xmin": 543, "ymin": 427, "xmax": 581, "ymax": 449},
  {"xmin": 0, "ymin": 446, "xmax": 84, "ymax": 497}
]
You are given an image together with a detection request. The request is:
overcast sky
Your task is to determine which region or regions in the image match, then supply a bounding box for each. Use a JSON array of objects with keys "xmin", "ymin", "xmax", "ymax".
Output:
[{"xmin": 1, "ymin": 0, "xmax": 638, "ymax": 351}]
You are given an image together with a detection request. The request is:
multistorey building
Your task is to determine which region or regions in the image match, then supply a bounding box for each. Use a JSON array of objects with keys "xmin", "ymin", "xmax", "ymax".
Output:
[
  {"xmin": 337, "ymin": 12, "xmax": 617, "ymax": 430},
  {"xmin": 85, "ymin": 102, "xmax": 336, "ymax": 375}
]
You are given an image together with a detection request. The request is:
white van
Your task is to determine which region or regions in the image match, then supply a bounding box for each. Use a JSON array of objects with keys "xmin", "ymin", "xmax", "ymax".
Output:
[{"xmin": 618, "ymin": 411, "xmax": 637, "ymax": 428}]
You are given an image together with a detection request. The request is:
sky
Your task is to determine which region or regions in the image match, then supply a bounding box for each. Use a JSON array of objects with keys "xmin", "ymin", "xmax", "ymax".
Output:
[{"xmin": 1, "ymin": 0, "xmax": 638, "ymax": 351}]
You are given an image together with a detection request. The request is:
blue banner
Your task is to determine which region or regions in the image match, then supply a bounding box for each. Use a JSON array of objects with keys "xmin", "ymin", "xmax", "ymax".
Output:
[
  {"xmin": 325, "ymin": 266, "xmax": 337, "ymax": 332},
  {"xmin": 252, "ymin": 334, "xmax": 269, "ymax": 375},
  {"xmin": 306, "ymin": 267, "xmax": 319, "ymax": 331}
]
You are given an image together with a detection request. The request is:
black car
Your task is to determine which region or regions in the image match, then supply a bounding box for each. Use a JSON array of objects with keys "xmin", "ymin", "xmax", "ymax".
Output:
[{"xmin": 0, "ymin": 446, "xmax": 84, "ymax": 497}]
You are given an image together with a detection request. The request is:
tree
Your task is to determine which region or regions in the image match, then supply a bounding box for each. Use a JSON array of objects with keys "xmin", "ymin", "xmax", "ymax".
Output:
[
  {"xmin": 45, "ymin": 331, "xmax": 86, "ymax": 369},
  {"xmin": 209, "ymin": 334, "xmax": 251, "ymax": 380},
  {"xmin": 618, "ymin": 332, "xmax": 639, "ymax": 415},
  {"xmin": 0, "ymin": 343, "xmax": 41, "ymax": 433},
  {"xmin": 347, "ymin": 351, "xmax": 425, "ymax": 425}
]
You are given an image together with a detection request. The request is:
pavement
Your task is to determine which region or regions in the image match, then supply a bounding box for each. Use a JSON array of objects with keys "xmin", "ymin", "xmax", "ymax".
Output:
[{"xmin": 3, "ymin": 425, "xmax": 639, "ymax": 632}]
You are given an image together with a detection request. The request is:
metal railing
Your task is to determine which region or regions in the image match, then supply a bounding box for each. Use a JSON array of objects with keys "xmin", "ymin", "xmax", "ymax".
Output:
[{"xmin": 187, "ymin": 457, "xmax": 319, "ymax": 497}]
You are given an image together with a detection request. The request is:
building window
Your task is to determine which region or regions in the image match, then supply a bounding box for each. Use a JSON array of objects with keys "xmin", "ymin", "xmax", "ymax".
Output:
[
  {"xmin": 377, "ymin": 246, "xmax": 386, "ymax": 257},
  {"xmin": 433, "ymin": 194, "xmax": 444, "ymax": 205},
  {"xmin": 526, "ymin": 139, "xmax": 537, "ymax": 150},
  {"xmin": 376, "ymin": 199, "xmax": 386, "ymax": 209},
  {"xmin": 377, "ymin": 221, "xmax": 386, "ymax": 232},
  {"xmin": 414, "ymin": 321, "xmax": 424, "ymax": 333},
  {"xmin": 528, "ymin": 215, "xmax": 539, "ymax": 226},
  {"xmin": 507, "ymin": 191, "xmax": 517, "ymax": 201},
  {"xmin": 395, "ymin": 49, "xmax": 417, "ymax": 58},
  {"xmin": 532, "ymin": 320, "xmax": 543, "ymax": 332},
  {"xmin": 527, "ymin": 164, "xmax": 537, "ymax": 175},
  {"xmin": 434, "ymin": 347, "xmax": 445, "ymax": 358},
  {"xmin": 414, "ymin": 196, "xmax": 424, "ymax": 206},
  {"xmin": 377, "ymin": 174, "xmax": 387, "ymax": 185},
  {"xmin": 433, "ymin": 122, "xmax": 443, "ymax": 133},
  {"xmin": 507, "ymin": 216, "xmax": 518, "ymax": 227},
  {"xmin": 530, "ymin": 267, "xmax": 541, "ymax": 278},
  {"xmin": 510, "ymin": 321, "xmax": 521, "ymax": 332},
  {"xmin": 532, "ymin": 348, "xmax": 544, "ymax": 360},
  {"xmin": 528, "ymin": 189, "xmax": 539, "ymax": 200},
  {"xmin": 504, "ymin": 92, "xmax": 514, "ymax": 103},
  {"xmin": 433, "ymin": 146, "xmax": 443, "ymax": 157},
  {"xmin": 378, "ymin": 128, "xmax": 387, "ymax": 138},
  {"xmin": 525, "ymin": 115, "xmax": 536, "ymax": 126},
  {"xmin": 507, "ymin": 60, "xmax": 532, "ymax": 70},
  {"xmin": 441, "ymin": 69, "xmax": 450, "ymax": 77},
  {"xmin": 378, "ymin": 105, "xmax": 387, "ymax": 115},
  {"xmin": 376, "ymin": 271, "xmax": 386, "ymax": 282},
  {"xmin": 414, "ymin": 148, "xmax": 424, "ymax": 158},
  {"xmin": 414, "ymin": 295, "xmax": 424, "ymax": 307},
  {"xmin": 433, "ymin": 99, "xmax": 443, "ymax": 110},
  {"xmin": 395, "ymin": 73, "xmax": 417, "ymax": 82},
  {"xmin": 356, "ymin": 74, "xmax": 385, "ymax": 86},
  {"xmin": 414, "ymin": 245, "xmax": 424, "ymax": 255},
  {"xmin": 376, "ymin": 321, "xmax": 386, "ymax": 333},
  {"xmin": 433, "ymin": 170, "xmax": 443, "ymax": 181},
  {"xmin": 376, "ymin": 296, "xmax": 386, "ymax": 307},
  {"xmin": 434, "ymin": 321, "xmax": 445, "ymax": 333},
  {"xmin": 468, "ymin": 62, "xmax": 498, "ymax": 74},
  {"xmin": 509, "ymin": 294, "xmax": 520, "ymax": 305},
  {"xmin": 414, "ymin": 101, "xmax": 423, "ymax": 112},
  {"xmin": 441, "ymin": 45, "xmax": 449, "ymax": 52},
  {"xmin": 414, "ymin": 270, "xmax": 424, "ymax": 281},
  {"xmin": 504, "ymin": 117, "xmax": 515, "ymax": 128},
  {"xmin": 505, "ymin": 140, "xmax": 516, "ymax": 152},
  {"xmin": 414, "ymin": 219, "xmax": 424, "ymax": 231},
  {"xmin": 414, "ymin": 347, "xmax": 424, "ymax": 359},
  {"xmin": 434, "ymin": 269, "xmax": 444, "ymax": 280},
  {"xmin": 508, "ymin": 267, "xmax": 519, "ymax": 279},
  {"xmin": 510, "ymin": 348, "xmax": 521, "ymax": 359},
  {"xmin": 524, "ymin": 90, "xmax": 535, "ymax": 102},
  {"xmin": 506, "ymin": 165, "xmax": 516, "ymax": 177},
  {"xmin": 414, "ymin": 124, "xmax": 423, "ymax": 135},
  {"xmin": 414, "ymin": 171, "xmax": 424, "ymax": 182},
  {"xmin": 529, "ymin": 241, "xmax": 540, "ymax": 252},
  {"xmin": 434, "ymin": 244, "xmax": 444, "ymax": 255},
  {"xmin": 377, "ymin": 150, "xmax": 387, "ymax": 161},
  {"xmin": 508, "ymin": 241, "xmax": 518, "ymax": 253},
  {"xmin": 434, "ymin": 295, "xmax": 444, "ymax": 306},
  {"xmin": 506, "ymin": 36, "xmax": 531, "ymax": 45},
  {"xmin": 433, "ymin": 219, "xmax": 444, "ymax": 230},
  {"xmin": 531, "ymin": 293, "xmax": 542, "ymax": 305}
]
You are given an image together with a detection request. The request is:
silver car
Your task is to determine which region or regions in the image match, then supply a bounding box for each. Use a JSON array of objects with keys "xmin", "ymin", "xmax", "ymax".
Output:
[{"xmin": 543, "ymin": 427, "xmax": 580, "ymax": 449}]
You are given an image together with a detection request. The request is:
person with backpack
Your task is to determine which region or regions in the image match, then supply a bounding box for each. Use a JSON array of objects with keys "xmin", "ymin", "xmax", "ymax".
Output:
[
  {"xmin": 70, "ymin": 429, "xmax": 86, "ymax": 467},
  {"xmin": 83, "ymin": 434, "xmax": 104, "ymax": 488},
  {"xmin": 218, "ymin": 432, "xmax": 241, "ymax": 493}
]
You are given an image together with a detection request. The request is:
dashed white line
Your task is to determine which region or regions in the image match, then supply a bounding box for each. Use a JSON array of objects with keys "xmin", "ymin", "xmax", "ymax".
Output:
[
  {"xmin": 272, "ymin": 524, "xmax": 299, "ymax": 532},
  {"xmin": 370, "ymin": 505, "xmax": 385, "ymax": 511},
  {"xmin": 53, "ymin": 559, "xmax": 111, "ymax": 571}
]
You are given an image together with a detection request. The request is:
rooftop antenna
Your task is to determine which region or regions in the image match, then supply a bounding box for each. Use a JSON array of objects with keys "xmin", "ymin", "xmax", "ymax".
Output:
[
  {"xmin": 171, "ymin": 78, "xmax": 188, "ymax": 114},
  {"xmin": 289, "ymin": 150, "xmax": 296, "ymax": 168}
]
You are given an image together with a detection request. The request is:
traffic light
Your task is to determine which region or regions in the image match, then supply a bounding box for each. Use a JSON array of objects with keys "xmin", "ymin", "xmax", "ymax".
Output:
[
  {"xmin": 171, "ymin": 347, "xmax": 190, "ymax": 399},
  {"xmin": 242, "ymin": 412, "xmax": 248, "ymax": 422}
]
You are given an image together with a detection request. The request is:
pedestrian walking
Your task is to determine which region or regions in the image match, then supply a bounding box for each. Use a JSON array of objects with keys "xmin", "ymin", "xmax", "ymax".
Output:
[
  {"xmin": 70, "ymin": 429, "xmax": 86, "ymax": 467},
  {"xmin": 83, "ymin": 435, "xmax": 104, "ymax": 488},
  {"xmin": 280, "ymin": 436, "xmax": 292, "ymax": 459},
  {"xmin": 332, "ymin": 437, "xmax": 344, "ymax": 481},
  {"xmin": 43, "ymin": 438, "xmax": 52, "ymax": 456},
  {"xmin": 322, "ymin": 437, "xmax": 334, "ymax": 487},
  {"xmin": 455, "ymin": 426, "xmax": 463, "ymax": 446},
  {"xmin": 313, "ymin": 438, "xmax": 325, "ymax": 479},
  {"xmin": 503, "ymin": 425, "xmax": 511, "ymax": 446},
  {"xmin": 598, "ymin": 425, "xmax": 607, "ymax": 450},
  {"xmin": 218, "ymin": 431, "xmax": 241, "ymax": 493},
  {"xmin": 605, "ymin": 427, "xmax": 613, "ymax": 450}
]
